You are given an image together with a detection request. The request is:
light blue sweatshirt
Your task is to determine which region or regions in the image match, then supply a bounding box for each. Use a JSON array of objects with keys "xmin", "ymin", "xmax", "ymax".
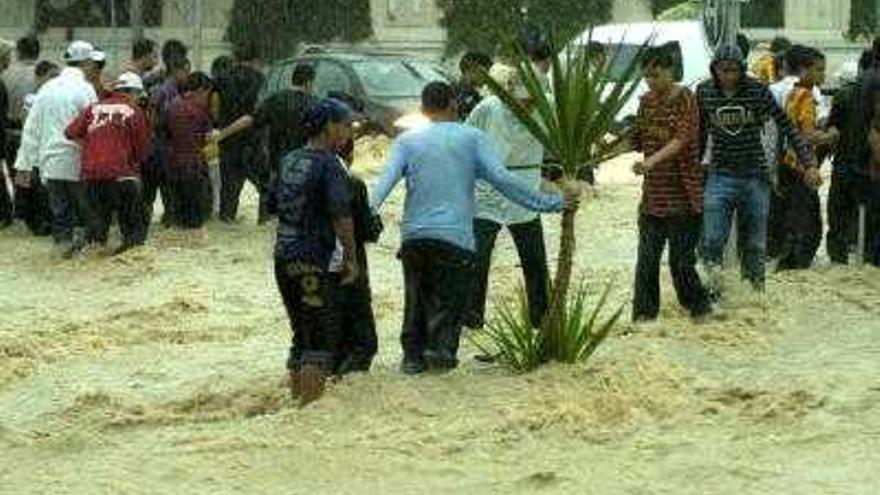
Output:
[{"xmin": 370, "ymin": 121, "xmax": 562, "ymax": 252}]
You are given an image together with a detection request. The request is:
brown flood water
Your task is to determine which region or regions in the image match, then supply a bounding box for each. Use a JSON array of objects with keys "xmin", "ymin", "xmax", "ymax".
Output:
[{"xmin": 1, "ymin": 144, "xmax": 879, "ymax": 494}]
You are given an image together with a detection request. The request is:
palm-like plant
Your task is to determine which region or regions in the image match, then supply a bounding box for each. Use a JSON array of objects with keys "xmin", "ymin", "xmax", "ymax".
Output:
[
  {"xmin": 481, "ymin": 33, "xmax": 647, "ymax": 363},
  {"xmin": 471, "ymin": 281, "xmax": 624, "ymax": 373}
]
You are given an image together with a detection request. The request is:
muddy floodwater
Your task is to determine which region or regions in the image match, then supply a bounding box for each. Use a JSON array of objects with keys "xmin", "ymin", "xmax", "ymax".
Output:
[{"xmin": 1, "ymin": 143, "xmax": 879, "ymax": 494}]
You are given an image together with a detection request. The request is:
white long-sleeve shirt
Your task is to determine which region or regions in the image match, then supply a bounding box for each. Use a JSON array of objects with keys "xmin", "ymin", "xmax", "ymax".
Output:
[
  {"xmin": 467, "ymin": 96, "xmax": 544, "ymax": 225},
  {"xmin": 14, "ymin": 67, "xmax": 97, "ymax": 181}
]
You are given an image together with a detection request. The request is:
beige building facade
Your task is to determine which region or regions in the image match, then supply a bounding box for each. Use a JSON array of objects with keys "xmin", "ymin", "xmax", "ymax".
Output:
[
  {"xmin": 0, "ymin": 0, "xmax": 867, "ymax": 75},
  {"xmin": 0, "ymin": 0, "xmax": 234, "ymax": 71}
]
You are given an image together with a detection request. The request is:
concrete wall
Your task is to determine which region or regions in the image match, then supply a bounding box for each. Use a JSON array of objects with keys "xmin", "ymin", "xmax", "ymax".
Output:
[
  {"xmin": 0, "ymin": 0, "xmax": 233, "ymax": 71},
  {"xmin": 745, "ymin": 0, "xmax": 861, "ymax": 86},
  {"xmin": 367, "ymin": 0, "xmax": 445, "ymax": 58}
]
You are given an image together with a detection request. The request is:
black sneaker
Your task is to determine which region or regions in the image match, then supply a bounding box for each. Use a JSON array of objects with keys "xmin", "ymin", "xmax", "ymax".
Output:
[
  {"xmin": 474, "ymin": 353, "xmax": 497, "ymax": 364},
  {"xmin": 424, "ymin": 351, "xmax": 457, "ymax": 373},
  {"xmin": 400, "ymin": 358, "xmax": 426, "ymax": 375}
]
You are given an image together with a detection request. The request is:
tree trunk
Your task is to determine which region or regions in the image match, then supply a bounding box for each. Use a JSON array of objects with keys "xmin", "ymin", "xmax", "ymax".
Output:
[{"xmin": 541, "ymin": 184, "xmax": 580, "ymax": 361}]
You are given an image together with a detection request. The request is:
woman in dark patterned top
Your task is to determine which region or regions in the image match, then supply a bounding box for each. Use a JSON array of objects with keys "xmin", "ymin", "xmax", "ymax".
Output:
[
  {"xmin": 631, "ymin": 44, "xmax": 711, "ymax": 322},
  {"xmin": 165, "ymin": 72, "xmax": 214, "ymax": 229}
]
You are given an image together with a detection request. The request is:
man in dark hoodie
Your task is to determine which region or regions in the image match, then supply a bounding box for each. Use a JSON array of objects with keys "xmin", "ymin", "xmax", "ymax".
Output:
[
  {"xmin": 697, "ymin": 45, "xmax": 821, "ymax": 294},
  {"xmin": 825, "ymin": 56, "xmax": 878, "ymax": 264}
]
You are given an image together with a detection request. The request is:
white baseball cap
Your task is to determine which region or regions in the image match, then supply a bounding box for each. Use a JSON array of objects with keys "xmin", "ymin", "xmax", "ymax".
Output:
[
  {"xmin": 64, "ymin": 40, "xmax": 106, "ymax": 63},
  {"xmin": 114, "ymin": 71, "xmax": 144, "ymax": 92}
]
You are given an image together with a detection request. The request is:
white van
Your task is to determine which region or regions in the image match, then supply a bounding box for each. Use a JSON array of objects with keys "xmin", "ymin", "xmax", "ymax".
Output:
[{"xmin": 568, "ymin": 20, "xmax": 714, "ymax": 123}]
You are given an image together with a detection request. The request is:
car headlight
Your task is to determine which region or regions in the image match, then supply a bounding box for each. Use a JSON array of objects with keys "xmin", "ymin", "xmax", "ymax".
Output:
[{"xmin": 393, "ymin": 112, "xmax": 430, "ymax": 130}]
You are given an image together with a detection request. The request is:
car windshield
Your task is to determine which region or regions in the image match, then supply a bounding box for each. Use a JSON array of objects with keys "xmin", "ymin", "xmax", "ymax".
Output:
[
  {"xmin": 351, "ymin": 60, "xmax": 427, "ymax": 98},
  {"xmin": 595, "ymin": 43, "xmax": 644, "ymax": 81},
  {"xmin": 405, "ymin": 61, "xmax": 449, "ymax": 83}
]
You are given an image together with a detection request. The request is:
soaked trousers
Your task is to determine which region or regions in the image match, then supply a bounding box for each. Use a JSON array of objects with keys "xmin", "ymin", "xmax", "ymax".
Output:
[
  {"xmin": 827, "ymin": 171, "xmax": 870, "ymax": 264},
  {"xmin": 86, "ymin": 179, "xmax": 146, "ymax": 247},
  {"xmin": 466, "ymin": 217, "xmax": 549, "ymax": 329},
  {"xmin": 46, "ymin": 179, "xmax": 91, "ymax": 246},
  {"xmin": 400, "ymin": 239, "xmax": 475, "ymax": 370},
  {"xmin": 633, "ymin": 214, "xmax": 710, "ymax": 320},
  {"xmin": 0, "ymin": 161, "xmax": 11, "ymax": 227},
  {"xmin": 330, "ymin": 274, "xmax": 378, "ymax": 375},
  {"xmin": 867, "ymin": 181, "xmax": 880, "ymax": 266},
  {"xmin": 219, "ymin": 141, "xmax": 269, "ymax": 223},
  {"xmin": 275, "ymin": 259, "xmax": 341, "ymax": 372},
  {"xmin": 15, "ymin": 168, "xmax": 52, "ymax": 236},
  {"xmin": 702, "ymin": 173, "xmax": 770, "ymax": 290},
  {"xmin": 776, "ymin": 168, "xmax": 822, "ymax": 271},
  {"xmin": 168, "ymin": 169, "xmax": 212, "ymax": 229}
]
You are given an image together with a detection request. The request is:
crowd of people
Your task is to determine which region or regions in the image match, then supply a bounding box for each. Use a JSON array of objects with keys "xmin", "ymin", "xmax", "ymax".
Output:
[
  {"xmin": 632, "ymin": 37, "xmax": 880, "ymax": 323},
  {"xmin": 2, "ymin": 31, "xmax": 879, "ymax": 408},
  {"xmin": 0, "ymin": 36, "xmax": 284, "ymax": 256}
]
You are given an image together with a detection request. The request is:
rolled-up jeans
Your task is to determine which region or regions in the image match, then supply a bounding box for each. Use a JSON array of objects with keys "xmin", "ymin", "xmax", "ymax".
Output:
[{"xmin": 702, "ymin": 172, "xmax": 771, "ymax": 290}]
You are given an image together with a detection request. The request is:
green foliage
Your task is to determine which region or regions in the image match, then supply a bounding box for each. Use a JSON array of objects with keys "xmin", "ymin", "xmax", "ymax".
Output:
[
  {"xmin": 226, "ymin": 0, "xmax": 373, "ymax": 61},
  {"xmin": 471, "ymin": 286, "xmax": 544, "ymax": 373},
  {"xmin": 850, "ymin": 0, "xmax": 877, "ymax": 41},
  {"xmin": 470, "ymin": 282, "xmax": 623, "ymax": 373},
  {"xmin": 657, "ymin": 0, "xmax": 702, "ymax": 21},
  {"xmin": 34, "ymin": 0, "xmax": 163, "ymax": 29},
  {"xmin": 481, "ymin": 35, "xmax": 646, "ymax": 179},
  {"xmin": 740, "ymin": 0, "xmax": 784, "ymax": 28},
  {"xmin": 651, "ymin": 0, "xmax": 690, "ymax": 17},
  {"xmin": 437, "ymin": 0, "xmax": 613, "ymax": 58}
]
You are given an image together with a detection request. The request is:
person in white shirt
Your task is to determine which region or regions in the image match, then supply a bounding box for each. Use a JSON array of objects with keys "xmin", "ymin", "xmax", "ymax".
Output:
[
  {"xmin": 463, "ymin": 65, "xmax": 550, "ymax": 330},
  {"xmin": 14, "ymin": 40, "xmax": 103, "ymax": 257}
]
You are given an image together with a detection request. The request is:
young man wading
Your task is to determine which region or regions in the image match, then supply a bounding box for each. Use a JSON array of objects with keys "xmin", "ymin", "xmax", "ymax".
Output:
[
  {"xmin": 697, "ymin": 45, "xmax": 821, "ymax": 295},
  {"xmin": 463, "ymin": 65, "xmax": 549, "ymax": 330},
  {"xmin": 370, "ymin": 82, "xmax": 579, "ymax": 375},
  {"xmin": 777, "ymin": 46, "xmax": 838, "ymax": 270},
  {"xmin": 631, "ymin": 46, "xmax": 711, "ymax": 322},
  {"xmin": 825, "ymin": 54, "xmax": 878, "ymax": 265},
  {"xmin": 14, "ymin": 41, "xmax": 104, "ymax": 258},
  {"xmin": 862, "ymin": 80, "xmax": 880, "ymax": 266},
  {"xmin": 271, "ymin": 99, "xmax": 358, "ymax": 407},
  {"xmin": 165, "ymin": 72, "xmax": 216, "ymax": 230},
  {"xmin": 214, "ymin": 63, "xmax": 319, "ymax": 215},
  {"xmin": 2, "ymin": 36, "xmax": 40, "ymax": 229},
  {"xmin": 65, "ymin": 72, "xmax": 151, "ymax": 254},
  {"xmin": 216, "ymin": 44, "xmax": 267, "ymax": 224}
]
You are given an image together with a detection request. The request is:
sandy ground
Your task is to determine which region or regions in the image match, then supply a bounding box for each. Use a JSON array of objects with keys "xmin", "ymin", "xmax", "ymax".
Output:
[{"xmin": 1, "ymin": 144, "xmax": 879, "ymax": 494}]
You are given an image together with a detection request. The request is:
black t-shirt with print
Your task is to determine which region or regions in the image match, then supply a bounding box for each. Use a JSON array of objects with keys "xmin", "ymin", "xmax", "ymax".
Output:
[
  {"xmin": 218, "ymin": 63, "xmax": 265, "ymax": 147},
  {"xmin": 273, "ymin": 148, "xmax": 352, "ymax": 267}
]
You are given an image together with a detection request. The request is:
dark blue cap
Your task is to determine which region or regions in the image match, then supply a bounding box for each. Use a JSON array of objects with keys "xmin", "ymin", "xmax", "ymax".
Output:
[{"xmin": 303, "ymin": 98, "xmax": 355, "ymax": 136}]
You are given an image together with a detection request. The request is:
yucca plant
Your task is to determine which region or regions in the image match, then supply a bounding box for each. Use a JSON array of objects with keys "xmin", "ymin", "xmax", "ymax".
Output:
[
  {"xmin": 471, "ymin": 281, "xmax": 624, "ymax": 373},
  {"xmin": 480, "ymin": 32, "xmax": 647, "ymax": 364},
  {"xmin": 471, "ymin": 285, "xmax": 544, "ymax": 373}
]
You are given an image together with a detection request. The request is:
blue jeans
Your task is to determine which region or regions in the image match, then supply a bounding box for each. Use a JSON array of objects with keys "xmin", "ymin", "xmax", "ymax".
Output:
[{"xmin": 702, "ymin": 173, "xmax": 771, "ymax": 289}]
